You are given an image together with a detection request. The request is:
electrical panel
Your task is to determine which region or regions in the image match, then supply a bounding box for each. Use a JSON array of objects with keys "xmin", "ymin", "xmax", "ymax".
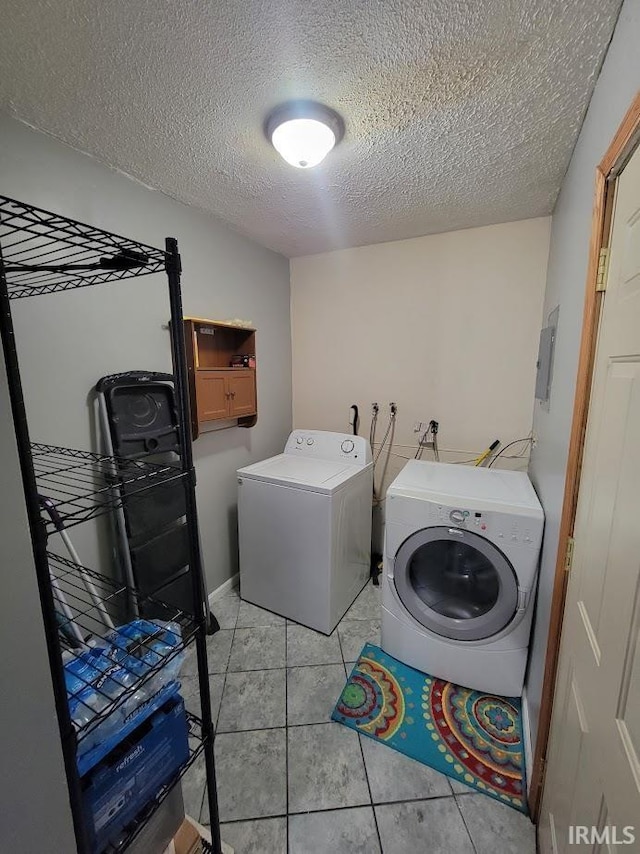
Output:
[{"xmin": 535, "ymin": 305, "xmax": 559, "ymax": 405}]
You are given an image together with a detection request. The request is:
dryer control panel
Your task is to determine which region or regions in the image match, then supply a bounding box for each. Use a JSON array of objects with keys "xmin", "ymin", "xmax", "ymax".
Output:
[
  {"xmin": 421, "ymin": 503, "xmax": 540, "ymax": 549},
  {"xmin": 284, "ymin": 430, "xmax": 372, "ymax": 465}
]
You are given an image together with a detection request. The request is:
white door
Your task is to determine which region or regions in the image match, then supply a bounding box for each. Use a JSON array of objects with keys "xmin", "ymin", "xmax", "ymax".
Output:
[{"xmin": 539, "ymin": 144, "xmax": 640, "ymax": 851}]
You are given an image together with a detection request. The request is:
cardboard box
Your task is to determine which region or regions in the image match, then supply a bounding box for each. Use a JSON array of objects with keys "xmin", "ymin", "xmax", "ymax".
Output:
[{"xmin": 164, "ymin": 818, "xmax": 203, "ymax": 854}]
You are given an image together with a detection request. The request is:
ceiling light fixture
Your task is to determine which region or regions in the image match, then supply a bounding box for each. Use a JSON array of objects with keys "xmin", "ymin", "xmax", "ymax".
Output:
[{"xmin": 266, "ymin": 101, "xmax": 344, "ymax": 169}]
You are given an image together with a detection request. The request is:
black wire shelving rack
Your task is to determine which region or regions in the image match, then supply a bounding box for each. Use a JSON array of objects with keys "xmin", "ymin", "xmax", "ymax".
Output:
[
  {"xmin": 32, "ymin": 444, "xmax": 184, "ymax": 533},
  {"xmin": 49, "ymin": 552, "xmax": 199, "ymax": 736},
  {"xmin": 0, "ymin": 196, "xmax": 166, "ymax": 298},
  {"xmin": 0, "ymin": 195, "xmax": 222, "ymax": 854}
]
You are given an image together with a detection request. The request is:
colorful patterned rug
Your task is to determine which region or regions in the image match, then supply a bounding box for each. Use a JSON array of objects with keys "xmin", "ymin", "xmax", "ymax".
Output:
[{"xmin": 332, "ymin": 643, "xmax": 527, "ymax": 814}]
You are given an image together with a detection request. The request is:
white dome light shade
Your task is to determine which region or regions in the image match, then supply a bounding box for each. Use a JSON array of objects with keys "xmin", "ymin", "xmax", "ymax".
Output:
[
  {"xmin": 271, "ymin": 118, "xmax": 336, "ymax": 169},
  {"xmin": 266, "ymin": 101, "xmax": 344, "ymax": 169}
]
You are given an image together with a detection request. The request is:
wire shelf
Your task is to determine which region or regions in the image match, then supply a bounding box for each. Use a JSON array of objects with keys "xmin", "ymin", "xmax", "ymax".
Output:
[
  {"xmin": 101, "ymin": 713, "xmax": 207, "ymax": 854},
  {"xmin": 33, "ymin": 443, "xmax": 185, "ymax": 533},
  {"xmin": 0, "ymin": 195, "xmax": 166, "ymax": 299},
  {"xmin": 49, "ymin": 551, "xmax": 198, "ymax": 747},
  {"xmin": 0, "ymin": 193, "xmax": 220, "ymax": 852}
]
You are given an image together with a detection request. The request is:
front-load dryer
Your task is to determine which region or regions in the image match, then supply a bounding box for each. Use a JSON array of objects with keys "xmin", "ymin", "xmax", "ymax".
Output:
[
  {"xmin": 381, "ymin": 460, "xmax": 543, "ymax": 696},
  {"xmin": 238, "ymin": 430, "xmax": 373, "ymax": 634}
]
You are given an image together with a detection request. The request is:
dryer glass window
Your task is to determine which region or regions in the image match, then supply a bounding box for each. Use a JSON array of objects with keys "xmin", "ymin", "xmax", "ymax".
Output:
[
  {"xmin": 393, "ymin": 526, "xmax": 519, "ymax": 641},
  {"xmin": 408, "ymin": 540, "xmax": 499, "ymax": 620}
]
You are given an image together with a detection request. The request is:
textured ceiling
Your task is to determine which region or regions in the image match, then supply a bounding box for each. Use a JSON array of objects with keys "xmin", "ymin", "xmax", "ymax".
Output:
[{"xmin": 0, "ymin": 0, "xmax": 622, "ymax": 256}]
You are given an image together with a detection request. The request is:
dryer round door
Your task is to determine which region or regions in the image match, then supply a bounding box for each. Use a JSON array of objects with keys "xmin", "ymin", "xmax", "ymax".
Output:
[{"xmin": 393, "ymin": 526, "xmax": 519, "ymax": 641}]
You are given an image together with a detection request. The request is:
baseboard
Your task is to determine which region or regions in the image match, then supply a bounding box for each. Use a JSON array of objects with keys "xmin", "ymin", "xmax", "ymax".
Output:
[
  {"xmin": 208, "ymin": 573, "xmax": 239, "ymax": 605},
  {"xmin": 521, "ymin": 685, "xmax": 534, "ymax": 798}
]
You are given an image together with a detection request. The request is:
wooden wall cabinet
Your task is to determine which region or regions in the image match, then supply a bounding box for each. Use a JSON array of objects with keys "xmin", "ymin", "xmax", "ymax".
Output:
[{"xmin": 183, "ymin": 317, "xmax": 257, "ymax": 437}]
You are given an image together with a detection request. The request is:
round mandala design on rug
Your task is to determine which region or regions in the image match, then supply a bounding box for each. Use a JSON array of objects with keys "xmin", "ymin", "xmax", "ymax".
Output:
[
  {"xmin": 427, "ymin": 678, "xmax": 524, "ymax": 806},
  {"xmin": 473, "ymin": 696, "xmax": 520, "ymax": 743},
  {"xmin": 334, "ymin": 657, "xmax": 405, "ymax": 739}
]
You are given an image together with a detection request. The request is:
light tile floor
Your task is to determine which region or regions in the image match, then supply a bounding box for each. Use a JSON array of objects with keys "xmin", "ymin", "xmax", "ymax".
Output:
[{"xmin": 180, "ymin": 581, "xmax": 536, "ymax": 853}]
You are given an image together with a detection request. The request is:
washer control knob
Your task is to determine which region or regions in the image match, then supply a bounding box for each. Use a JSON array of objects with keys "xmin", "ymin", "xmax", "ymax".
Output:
[
  {"xmin": 449, "ymin": 509, "xmax": 467, "ymax": 525},
  {"xmin": 306, "ymin": 438, "xmax": 314, "ymax": 446},
  {"xmin": 341, "ymin": 439, "xmax": 355, "ymax": 454},
  {"xmin": 296, "ymin": 436, "xmax": 304, "ymax": 444}
]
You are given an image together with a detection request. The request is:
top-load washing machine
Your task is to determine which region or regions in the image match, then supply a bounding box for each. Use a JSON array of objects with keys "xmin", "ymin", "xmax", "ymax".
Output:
[
  {"xmin": 237, "ymin": 430, "xmax": 373, "ymax": 634},
  {"xmin": 381, "ymin": 460, "xmax": 543, "ymax": 696}
]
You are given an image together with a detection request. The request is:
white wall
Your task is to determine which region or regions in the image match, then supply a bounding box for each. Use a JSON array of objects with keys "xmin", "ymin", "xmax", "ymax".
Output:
[
  {"xmin": 0, "ymin": 114, "xmax": 292, "ymax": 593},
  {"xmin": 291, "ymin": 218, "xmax": 550, "ymax": 492},
  {"xmin": 526, "ymin": 0, "xmax": 640, "ymax": 750}
]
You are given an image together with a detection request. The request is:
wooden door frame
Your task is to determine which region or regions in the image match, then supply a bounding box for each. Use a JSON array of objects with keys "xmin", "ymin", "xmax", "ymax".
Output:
[{"xmin": 529, "ymin": 89, "xmax": 640, "ymax": 818}]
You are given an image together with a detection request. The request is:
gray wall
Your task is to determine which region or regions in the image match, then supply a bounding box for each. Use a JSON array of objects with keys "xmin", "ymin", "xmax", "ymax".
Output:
[
  {"xmin": 527, "ymin": 0, "xmax": 640, "ymax": 747},
  {"xmin": 0, "ymin": 356, "xmax": 76, "ymax": 851},
  {"xmin": 0, "ymin": 113, "xmax": 290, "ymax": 850},
  {"xmin": 0, "ymin": 114, "xmax": 292, "ymax": 594}
]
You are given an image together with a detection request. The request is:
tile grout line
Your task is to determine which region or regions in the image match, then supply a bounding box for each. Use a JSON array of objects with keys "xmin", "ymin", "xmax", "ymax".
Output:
[
  {"xmin": 215, "ymin": 720, "xmax": 333, "ymax": 735},
  {"xmin": 451, "ymin": 792, "xmax": 478, "ymax": 854},
  {"xmin": 217, "ymin": 662, "xmax": 300, "ymax": 674},
  {"xmin": 285, "ymin": 619, "xmax": 290, "ymax": 852},
  {"xmin": 236, "ymin": 615, "xmax": 384, "ymax": 629},
  {"xmin": 217, "ymin": 789, "xmax": 464, "ymax": 826},
  {"xmin": 217, "ymin": 664, "xmax": 344, "ymax": 676},
  {"xmin": 289, "ymin": 790, "xmax": 462, "ymax": 815},
  {"xmin": 336, "ymin": 615, "xmax": 384, "ymax": 854},
  {"xmin": 206, "ymin": 590, "xmax": 241, "ymax": 828}
]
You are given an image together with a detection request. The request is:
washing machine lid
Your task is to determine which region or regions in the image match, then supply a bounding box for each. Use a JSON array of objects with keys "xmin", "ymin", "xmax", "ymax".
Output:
[
  {"xmin": 237, "ymin": 454, "xmax": 364, "ymax": 494},
  {"xmin": 388, "ymin": 460, "xmax": 543, "ymax": 516},
  {"xmin": 393, "ymin": 525, "xmax": 520, "ymax": 641}
]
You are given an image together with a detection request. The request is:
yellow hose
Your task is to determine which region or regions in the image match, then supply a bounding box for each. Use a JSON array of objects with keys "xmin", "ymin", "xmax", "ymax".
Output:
[
  {"xmin": 474, "ymin": 448, "xmax": 492, "ymax": 466},
  {"xmin": 475, "ymin": 439, "xmax": 500, "ymax": 466}
]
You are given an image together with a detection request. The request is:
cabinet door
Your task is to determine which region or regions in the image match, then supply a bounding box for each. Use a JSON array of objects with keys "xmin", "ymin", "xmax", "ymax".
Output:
[
  {"xmin": 228, "ymin": 371, "xmax": 257, "ymax": 417},
  {"xmin": 195, "ymin": 371, "xmax": 229, "ymax": 421}
]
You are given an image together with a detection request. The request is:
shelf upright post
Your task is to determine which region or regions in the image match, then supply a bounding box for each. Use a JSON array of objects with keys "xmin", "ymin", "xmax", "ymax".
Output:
[
  {"xmin": 165, "ymin": 237, "xmax": 222, "ymax": 854},
  {"xmin": 0, "ymin": 244, "xmax": 91, "ymax": 853}
]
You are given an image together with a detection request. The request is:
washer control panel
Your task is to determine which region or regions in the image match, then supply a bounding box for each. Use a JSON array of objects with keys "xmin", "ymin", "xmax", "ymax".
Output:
[{"xmin": 285, "ymin": 430, "xmax": 372, "ymax": 465}]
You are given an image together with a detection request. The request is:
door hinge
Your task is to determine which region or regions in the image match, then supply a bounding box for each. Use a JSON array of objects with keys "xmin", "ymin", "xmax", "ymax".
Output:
[
  {"xmin": 596, "ymin": 247, "xmax": 610, "ymax": 292},
  {"xmin": 565, "ymin": 536, "xmax": 575, "ymax": 572}
]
